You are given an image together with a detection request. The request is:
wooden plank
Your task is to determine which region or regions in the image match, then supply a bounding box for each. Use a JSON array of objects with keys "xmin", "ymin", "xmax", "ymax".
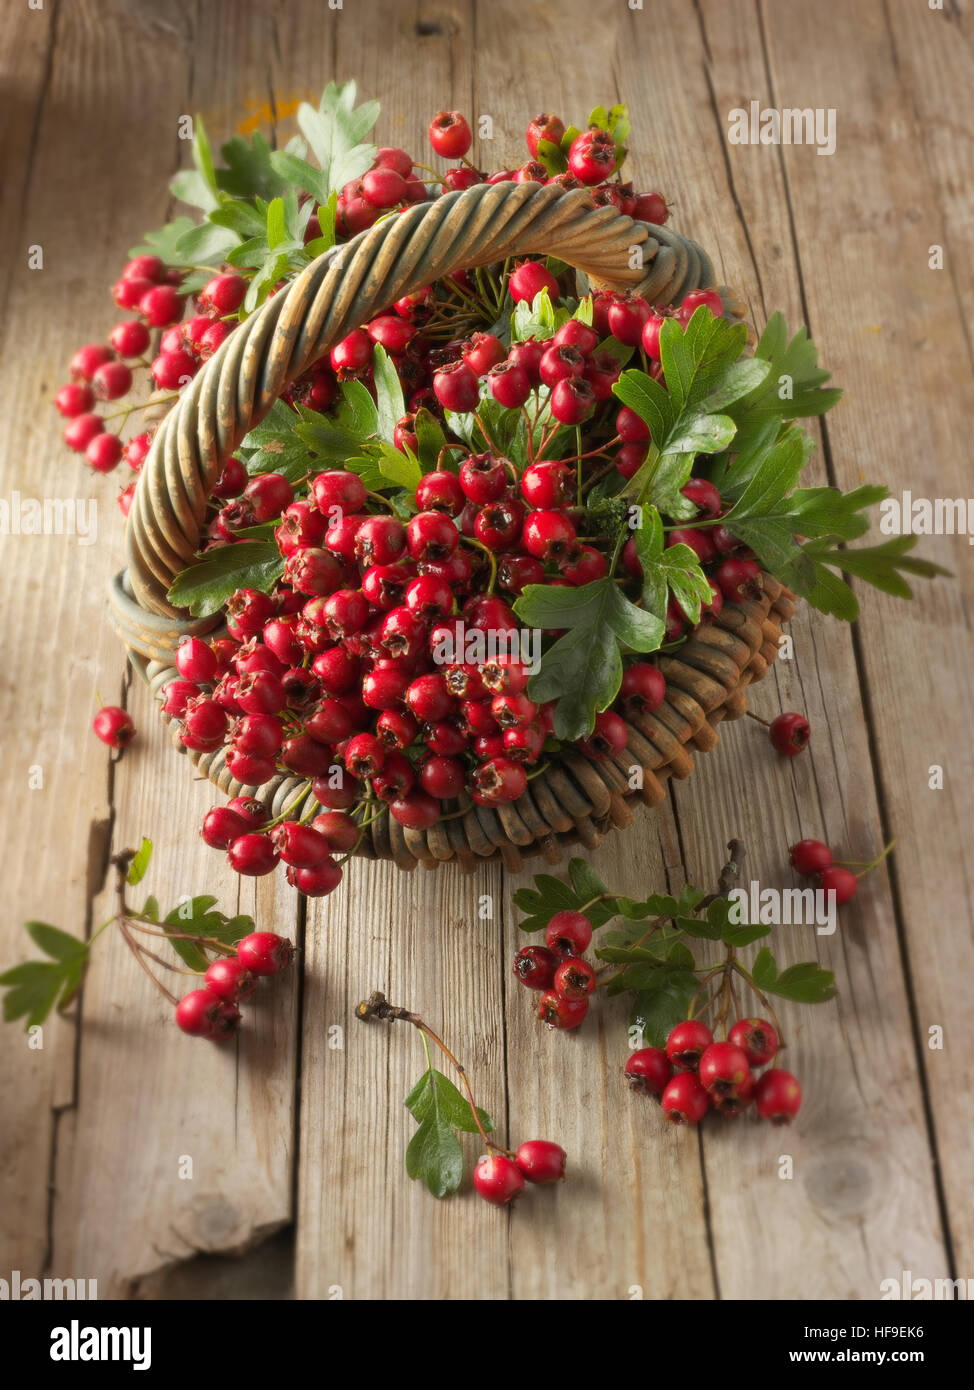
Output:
[
  {"xmin": 38, "ymin": 0, "xmax": 299, "ymax": 1295},
  {"xmin": 755, "ymin": 0, "xmax": 974, "ymax": 1274}
]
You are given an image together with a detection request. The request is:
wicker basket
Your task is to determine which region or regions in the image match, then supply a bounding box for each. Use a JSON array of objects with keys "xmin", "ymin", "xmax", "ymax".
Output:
[{"xmin": 109, "ymin": 180, "xmax": 793, "ymax": 873}]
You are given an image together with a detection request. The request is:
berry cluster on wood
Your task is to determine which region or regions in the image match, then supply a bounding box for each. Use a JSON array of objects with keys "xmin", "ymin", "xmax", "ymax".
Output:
[{"xmin": 175, "ymin": 930, "xmax": 293, "ymax": 1041}]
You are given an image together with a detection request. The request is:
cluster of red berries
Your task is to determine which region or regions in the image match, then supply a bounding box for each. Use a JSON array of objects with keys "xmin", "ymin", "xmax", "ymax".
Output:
[
  {"xmin": 626, "ymin": 1017, "xmax": 802, "ymax": 1125},
  {"xmin": 472, "ymin": 1139, "xmax": 567, "ymax": 1207},
  {"xmin": 174, "ymin": 930, "xmax": 293, "ymax": 1041},
  {"xmin": 511, "ymin": 908, "xmax": 598, "ymax": 1029},
  {"xmin": 790, "ymin": 838, "xmax": 859, "ymax": 904}
]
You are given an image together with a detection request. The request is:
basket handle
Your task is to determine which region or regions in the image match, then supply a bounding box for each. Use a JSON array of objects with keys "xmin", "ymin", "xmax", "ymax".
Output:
[{"xmin": 125, "ymin": 180, "xmax": 716, "ymax": 619}]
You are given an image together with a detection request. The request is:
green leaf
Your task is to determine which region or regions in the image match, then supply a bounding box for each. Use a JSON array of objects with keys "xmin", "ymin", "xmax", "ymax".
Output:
[
  {"xmin": 516, "ymin": 578, "xmax": 665, "ymax": 740},
  {"xmin": 767, "ymin": 962, "xmax": 836, "ymax": 1004},
  {"xmin": 567, "ymin": 858, "xmax": 610, "ymax": 906},
  {"xmin": 659, "ymin": 309, "xmax": 750, "ymax": 414},
  {"xmin": 376, "ymin": 441, "xmax": 422, "ymax": 493},
  {"xmin": 414, "ymin": 408, "xmax": 449, "ymax": 473},
  {"xmin": 162, "ymin": 896, "xmax": 223, "ymax": 973},
  {"xmin": 0, "ymin": 962, "xmax": 66, "ymax": 1028},
  {"xmin": 629, "ymin": 969, "xmax": 699, "ymax": 1048},
  {"xmin": 372, "ymin": 345, "xmax": 406, "ymax": 444},
  {"xmin": 268, "ymin": 149, "xmax": 332, "ymax": 206},
  {"xmin": 535, "ymin": 137, "xmax": 568, "ymax": 176},
  {"xmin": 751, "ymin": 947, "xmax": 777, "ymax": 989},
  {"xmin": 218, "ymin": 131, "xmax": 293, "ymax": 202},
  {"xmin": 297, "ymin": 81, "xmax": 379, "ymax": 196},
  {"xmin": 514, "ymin": 868, "xmax": 619, "ymax": 934},
  {"xmin": 265, "ymin": 196, "xmax": 287, "ymax": 250},
  {"xmin": 167, "ymin": 542, "xmax": 285, "ymax": 618},
  {"xmin": 405, "ymin": 1067, "xmax": 493, "ymax": 1135},
  {"xmin": 141, "ymin": 896, "xmax": 159, "ymax": 922},
  {"xmin": 727, "ymin": 312, "xmax": 843, "ymax": 456},
  {"xmin": 170, "ymin": 117, "xmax": 220, "ymax": 212},
  {"xmin": 24, "ymin": 922, "xmax": 87, "ymax": 962},
  {"xmin": 172, "ymin": 220, "xmax": 240, "ymax": 264},
  {"xmin": 720, "ymin": 425, "xmax": 817, "ymax": 576},
  {"xmin": 631, "ymin": 505, "xmax": 712, "ymax": 624},
  {"xmin": 128, "ymin": 216, "xmax": 200, "ymax": 265},
  {"xmin": 127, "ymin": 838, "xmax": 153, "ymax": 886}
]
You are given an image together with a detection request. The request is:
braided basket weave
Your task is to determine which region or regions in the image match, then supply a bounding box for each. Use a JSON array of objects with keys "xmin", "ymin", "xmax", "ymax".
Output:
[{"xmin": 109, "ymin": 181, "xmax": 793, "ymax": 873}]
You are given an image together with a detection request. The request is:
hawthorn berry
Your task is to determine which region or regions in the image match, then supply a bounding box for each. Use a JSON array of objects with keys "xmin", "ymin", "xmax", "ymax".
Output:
[
  {"xmin": 789, "ymin": 839, "xmax": 833, "ymax": 876},
  {"xmin": 54, "ymin": 382, "xmax": 95, "ymax": 418},
  {"xmin": 70, "ymin": 343, "xmax": 114, "ymax": 381},
  {"xmin": 769, "ymin": 712, "xmax": 811, "ymax": 756},
  {"xmin": 64, "ymin": 413, "xmax": 104, "ymax": 452},
  {"xmin": 516, "ymin": 1140, "xmax": 567, "ymax": 1184},
  {"xmin": 666, "ymin": 1019, "xmax": 713, "ymax": 1071},
  {"xmin": 473, "ymin": 1153, "xmax": 524, "ymax": 1206},
  {"xmin": 204, "ymin": 957, "xmax": 258, "ymax": 1003},
  {"xmin": 545, "ymin": 910, "xmax": 592, "ymax": 957},
  {"xmin": 553, "ymin": 957, "xmax": 596, "ymax": 999},
  {"xmin": 698, "ymin": 1042, "xmax": 752, "ymax": 1096},
  {"xmin": 415, "ymin": 471, "xmax": 465, "ymax": 515},
  {"xmin": 754, "ymin": 1068, "xmax": 802, "ymax": 1124},
  {"xmin": 85, "ymin": 432, "xmax": 124, "ymax": 474},
  {"xmin": 433, "ymin": 359, "xmax": 480, "ymax": 412},
  {"xmin": 236, "ymin": 930, "xmax": 294, "ymax": 976},
  {"xmin": 201, "ymin": 806, "xmax": 249, "ymax": 850},
  {"xmin": 624, "ymin": 1047, "xmax": 673, "ymax": 1096},
  {"xmin": 108, "ymin": 319, "xmax": 150, "ymax": 359},
  {"xmin": 620, "ymin": 663, "xmax": 665, "ymax": 715},
  {"xmin": 661, "ymin": 1072, "xmax": 710, "ymax": 1124},
  {"xmin": 508, "ymin": 260, "xmax": 559, "ymax": 305},
  {"xmin": 470, "ymin": 755, "xmax": 526, "ymax": 804},
  {"xmin": 549, "ymin": 375, "xmax": 594, "ymax": 424},
  {"xmin": 429, "ymin": 110, "xmax": 472, "ymax": 159},
  {"xmin": 388, "ymin": 789, "xmax": 440, "ymax": 829},
  {"xmin": 287, "ymin": 859, "xmax": 344, "ymax": 897},
  {"xmin": 92, "ymin": 705, "xmax": 135, "ymax": 748},
  {"xmin": 728, "ymin": 1017, "xmax": 779, "ymax": 1068},
  {"xmin": 227, "ymin": 834, "xmax": 279, "ymax": 877},
  {"xmin": 537, "ymin": 989, "xmax": 589, "ymax": 1029},
  {"xmin": 579, "ymin": 711, "xmax": 627, "ymax": 760},
  {"xmin": 716, "ymin": 557, "xmax": 762, "ymax": 602},
  {"xmin": 818, "ymin": 864, "xmax": 858, "ymax": 905},
  {"xmin": 175, "ymin": 989, "xmax": 241, "ymax": 1041},
  {"xmin": 512, "ymin": 944, "xmax": 559, "ymax": 990}
]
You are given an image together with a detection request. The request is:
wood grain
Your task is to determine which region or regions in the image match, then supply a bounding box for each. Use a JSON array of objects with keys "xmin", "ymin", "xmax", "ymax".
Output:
[{"xmin": 0, "ymin": 0, "xmax": 970, "ymax": 1301}]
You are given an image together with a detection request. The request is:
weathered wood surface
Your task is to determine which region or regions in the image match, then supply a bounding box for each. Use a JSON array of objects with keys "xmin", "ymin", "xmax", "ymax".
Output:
[{"xmin": 0, "ymin": 0, "xmax": 971, "ymax": 1300}]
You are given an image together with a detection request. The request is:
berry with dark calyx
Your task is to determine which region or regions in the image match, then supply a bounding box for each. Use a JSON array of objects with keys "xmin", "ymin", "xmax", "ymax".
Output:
[
  {"xmin": 522, "ymin": 509, "xmax": 576, "ymax": 561},
  {"xmin": 428, "ymin": 110, "xmax": 472, "ymax": 159},
  {"xmin": 516, "ymin": 1139, "xmax": 566, "ymax": 1184},
  {"xmin": 407, "ymin": 509, "xmax": 459, "ymax": 562},
  {"xmin": 462, "ymin": 332, "xmax": 506, "ymax": 376},
  {"xmin": 433, "ymin": 359, "xmax": 480, "ymax": 412},
  {"xmin": 86, "ymin": 432, "xmax": 124, "ymax": 473},
  {"xmin": 698, "ymin": 1042, "xmax": 752, "ymax": 1096},
  {"xmin": 607, "ymin": 293, "xmax": 651, "ymax": 346},
  {"xmin": 175, "ymin": 989, "xmax": 241, "ymax": 1041},
  {"xmin": 790, "ymin": 839, "xmax": 833, "ymax": 877},
  {"xmin": 549, "ymin": 374, "xmax": 594, "ymax": 424},
  {"xmin": 236, "ymin": 930, "xmax": 294, "ymax": 975},
  {"xmin": 376, "ymin": 707, "xmax": 418, "ymax": 750},
  {"xmin": 175, "ymin": 636, "xmax": 218, "ymax": 684},
  {"xmin": 285, "ymin": 546, "xmax": 342, "ymax": 598},
  {"xmin": 728, "ymin": 1017, "xmax": 779, "ymax": 1068},
  {"xmin": 487, "ymin": 358, "xmax": 531, "ymax": 409},
  {"xmin": 512, "ymin": 944, "xmax": 559, "ymax": 990},
  {"xmin": 54, "ymin": 381, "xmax": 95, "ymax": 418},
  {"xmin": 475, "ymin": 499, "xmax": 524, "ymax": 551},
  {"xmin": 270, "ymin": 821, "xmax": 333, "ymax": 869},
  {"xmin": 681, "ymin": 477, "xmax": 722, "ymax": 518},
  {"xmin": 769, "ymin": 711, "xmax": 811, "ymax": 756},
  {"xmin": 329, "ymin": 328, "xmax": 372, "ymax": 375},
  {"xmin": 625, "ymin": 1047, "xmax": 673, "ymax": 1096},
  {"xmin": 620, "ymin": 662, "xmax": 665, "ymax": 716},
  {"xmin": 344, "ymin": 732, "xmax": 387, "ymax": 778},
  {"xmin": 496, "ymin": 552, "xmax": 544, "ymax": 593},
  {"xmin": 715, "ymin": 557, "xmax": 762, "ymax": 603},
  {"xmin": 200, "ymin": 272, "xmax": 247, "ymax": 314},
  {"xmin": 92, "ymin": 705, "xmax": 135, "ymax": 748},
  {"xmin": 666, "ymin": 1019, "xmax": 714, "ymax": 1071},
  {"xmin": 539, "ymin": 342, "xmax": 585, "ymax": 387},
  {"xmin": 473, "ymin": 1153, "xmax": 524, "ymax": 1207},
  {"xmin": 578, "ymin": 710, "xmax": 628, "ymax": 760},
  {"xmin": 227, "ymin": 834, "xmax": 279, "ymax": 877},
  {"xmin": 526, "ymin": 111, "xmax": 566, "ymax": 157},
  {"xmin": 415, "ymin": 470, "xmax": 464, "ymax": 516},
  {"xmin": 161, "ymin": 679, "xmax": 200, "ymax": 718},
  {"xmin": 470, "ymin": 755, "xmax": 527, "ymax": 805},
  {"xmin": 508, "ymin": 259, "xmax": 559, "ymax": 305},
  {"xmin": 818, "ymin": 864, "xmax": 858, "ymax": 905},
  {"xmin": 754, "ymin": 1069, "xmax": 802, "ymax": 1124},
  {"xmin": 212, "ymin": 455, "xmax": 247, "ymax": 497},
  {"xmin": 661, "ymin": 1072, "xmax": 711, "ymax": 1124},
  {"xmin": 538, "ymin": 990, "xmax": 589, "ymax": 1030},
  {"xmin": 491, "ymin": 692, "xmax": 537, "ymax": 729},
  {"xmin": 201, "ymin": 806, "xmax": 249, "ymax": 850},
  {"xmin": 286, "ymin": 859, "xmax": 344, "ymax": 897},
  {"xmin": 633, "ymin": 191, "xmax": 669, "ymax": 224},
  {"xmin": 545, "ymin": 910, "xmax": 592, "ymax": 957},
  {"xmin": 460, "ymin": 451, "xmax": 508, "ymax": 504},
  {"xmin": 583, "ymin": 350, "xmax": 623, "ymax": 402},
  {"xmin": 204, "ymin": 957, "xmax": 257, "ymax": 1003},
  {"xmin": 503, "ymin": 722, "xmax": 544, "ymax": 763},
  {"xmin": 567, "ymin": 133, "xmax": 616, "ymax": 184},
  {"xmin": 235, "ymin": 670, "xmax": 286, "ymax": 716},
  {"xmin": 322, "ymin": 588, "xmax": 370, "ymax": 639},
  {"xmin": 553, "ymin": 957, "xmax": 596, "ymax": 1000},
  {"xmin": 227, "ymin": 795, "xmax": 270, "ymax": 828}
]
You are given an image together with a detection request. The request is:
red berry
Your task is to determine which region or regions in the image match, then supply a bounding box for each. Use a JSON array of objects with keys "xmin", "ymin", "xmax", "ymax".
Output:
[
  {"xmin": 204, "ymin": 957, "xmax": 258, "ymax": 1003},
  {"xmin": 545, "ymin": 910, "xmax": 592, "ymax": 957},
  {"xmin": 152, "ymin": 349, "xmax": 197, "ymax": 390},
  {"xmin": 175, "ymin": 989, "xmax": 240, "ymax": 1041},
  {"xmin": 459, "ymin": 451, "xmax": 508, "ymax": 504},
  {"xmin": 108, "ymin": 319, "xmax": 150, "ymax": 359},
  {"xmin": 616, "ymin": 405, "xmax": 650, "ymax": 443},
  {"xmin": 522, "ymin": 510, "xmax": 576, "ymax": 561},
  {"xmin": 698, "ymin": 1042, "xmax": 752, "ymax": 1095},
  {"xmin": 269, "ymin": 821, "xmax": 332, "ymax": 870},
  {"xmin": 579, "ymin": 710, "xmax": 628, "ymax": 760},
  {"xmin": 620, "ymin": 663, "xmax": 665, "ymax": 716},
  {"xmin": 526, "ymin": 112, "xmax": 566, "ymax": 157},
  {"xmin": 754, "ymin": 1068, "xmax": 802, "ymax": 1124},
  {"xmin": 405, "ymin": 673, "xmax": 454, "ymax": 723},
  {"xmin": 199, "ymin": 272, "xmax": 246, "ymax": 314},
  {"xmin": 641, "ymin": 313, "xmax": 666, "ymax": 360},
  {"xmin": 175, "ymin": 636, "xmax": 218, "ymax": 684},
  {"xmin": 462, "ymin": 332, "xmax": 506, "ymax": 376},
  {"xmin": 139, "ymin": 283, "xmax": 183, "ymax": 327},
  {"xmin": 367, "ymin": 314, "xmax": 416, "ymax": 354},
  {"xmin": 85, "ymin": 432, "xmax": 123, "ymax": 473},
  {"xmin": 665, "ymin": 1019, "xmax": 713, "ymax": 1071},
  {"xmin": 226, "ymin": 795, "xmax": 270, "ymax": 828},
  {"xmin": 470, "ymin": 755, "xmax": 526, "ymax": 804},
  {"xmin": 568, "ymin": 133, "xmax": 617, "ymax": 184},
  {"xmin": 625, "ymin": 1047, "xmax": 673, "ymax": 1096},
  {"xmin": 537, "ymin": 990, "xmax": 589, "ymax": 1029},
  {"xmin": 681, "ymin": 477, "xmax": 722, "ymax": 518},
  {"xmin": 633, "ymin": 191, "xmax": 668, "ymax": 224},
  {"xmin": 473, "ymin": 1153, "xmax": 524, "ymax": 1206},
  {"xmin": 607, "ymin": 294, "xmax": 651, "ymax": 346},
  {"xmin": 508, "ymin": 260, "xmax": 559, "ymax": 305},
  {"xmin": 407, "ymin": 509, "xmax": 459, "ymax": 562},
  {"xmin": 679, "ymin": 288, "xmax": 724, "ymax": 322},
  {"xmin": 388, "ymin": 788, "xmax": 440, "ymax": 829},
  {"xmin": 64, "ymin": 413, "xmax": 104, "ymax": 452},
  {"xmin": 70, "ymin": 343, "xmax": 114, "ymax": 381},
  {"xmin": 54, "ymin": 382, "xmax": 95, "ymax": 418},
  {"xmin": 516, "ymin": 1139, "xmax": 566, "ymax": 1184},
  {"xmin": 661, "ymin": 1072, "xmax": 710, "ymax": 1124},
  {"xmin": 287, "ymin": 859, "xmax": 344, "ymax": 897},
  {"xmin": 429, "ymin": 110, "xmax": 472, "ymax": 159},
  {"xmin": 539, "ymin": 342, "xmax": 585, "ymax": 387},
  {"xmin": 123, "ymin": 254, "xmax": 164, "ymax": 282},
  {"xmin": 227, "ymin": 834, "xmax": 279, "ymax": 878},
  {"xmin": 487, "ymin": 359, "xmax": 532, "ymax": 409},
  {"xmin": 433, "ymin": 359, "xmax": 480, "ymax": 412},
  {"xmin": 310, "ymin": 811, "xmax": 359, "ymax": 853},
  {"xmin": 583, "ymin": 351, "xmax": 623, "ymax": 402},
  {"xmin": 508, "ymin": 338, "xmax": 545, "ymax": 382},
  {"xmin": 415, "ymin": 471, "xmax": 465, "ymax": 516},
  {"xmin": 374, "ymin": 146, "xmax": 413, "ymax": 177},
  {"xmin": 728, "ymin": 1017, "xmax": 779, "ymax": 1068},
  {"xmin": 549, "ymin": 375, "xmax": 594, "ymax": 424},
  {"xmin": 236, "ymin": 930, "xmax": 294, "ymax": 975},
  {"xmin": 92, "ymin": 705, "xmax": 135, "ymax": 748},
  {"xmin": 312, "ymin": 469, "xmax": 368, "ymax": 517},
  {"xmin": 818, "ymin": 864, "xmax": 858, "ymax": 905},
  {"xmin": 361, "ymin": 167, "xmax": 408, "ymax": 209},
  {"xmin": 512, "ymin": 944, "xmax": 559, "ymax": 990},
  {"xmin": 201, "ymin": 806, "xmax": 249, "ymax": 850},
  {"xmin": 789, "ymin": 839, "xmax": 833, "ymax": 877},
  {"xmin": 553, "ymin": 318, "xmax": 599, "ymax": 355},
  {"xmin": 769, "ymin": 711, "xmax": 811, "ymax": 756},
  {"xmin": 715, "ymin": 557, "xmax": 761, "ymax": 602},
  {"xmin": 443, "ymin": 165, "xmax": 482, "ymax": 191},
  {"xmin": 553, "ymin": 957, "xmax": 596, "ymax": 999},
  {"xmin": 491, "ymin": 692, "xmax": 537, "ymax": 729}
]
